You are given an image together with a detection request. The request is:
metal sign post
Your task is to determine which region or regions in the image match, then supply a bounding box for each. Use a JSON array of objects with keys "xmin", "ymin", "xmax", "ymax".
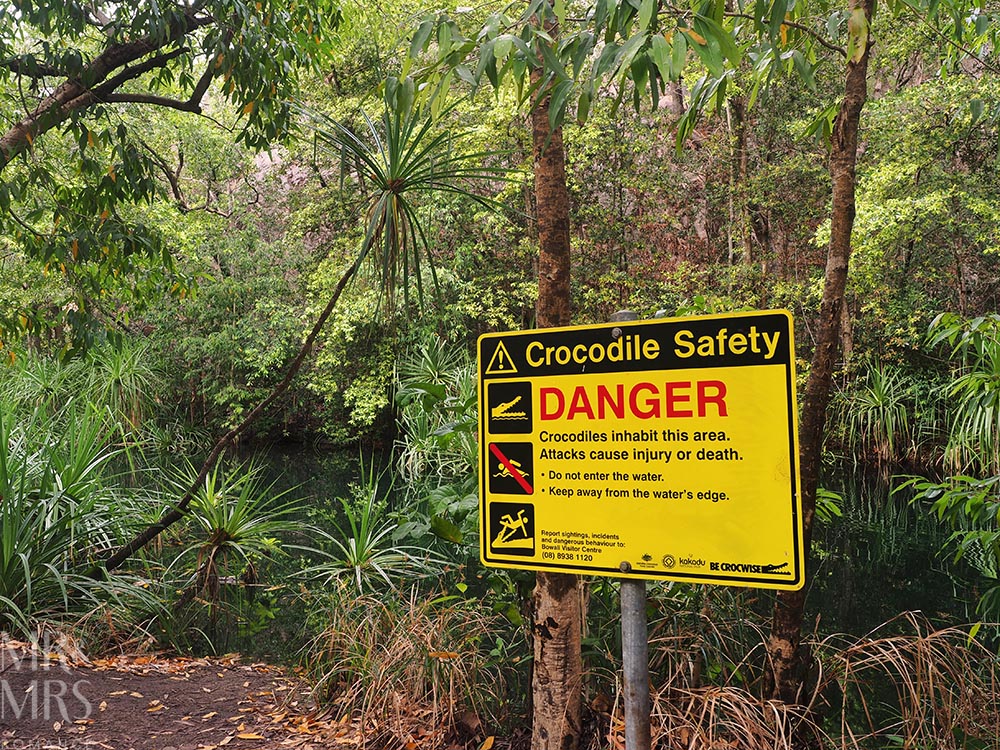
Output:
[
  {"xmin": 620, "ymin": 571, "xmax": 651, "ymax": 750},
  {"xmin": 611, "ymin": 310, "xmax": 651, "ymax": 750}
]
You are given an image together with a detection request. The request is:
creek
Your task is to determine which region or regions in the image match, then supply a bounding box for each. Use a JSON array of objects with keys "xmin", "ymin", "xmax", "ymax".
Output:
[{"xmin": 243, "ymin": 447, "xmax": 981, "ymax": 658}]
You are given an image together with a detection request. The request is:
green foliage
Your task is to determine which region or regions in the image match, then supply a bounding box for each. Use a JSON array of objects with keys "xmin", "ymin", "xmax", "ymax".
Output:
[
  {"xmin": 929, "ymin": 313, "xmax": 1000, "ymax": 474},
  {"xmin": 306, "ymin": 82, "xmax": 511, "ymax": 311},
  {"xmin": 844, "ymin": 75, "xmax": 1000, "ymax": 359},
  {"xmin": 392, "ymin": 337, "xmax": 482, "ymax": 554},
  {"xmin": 164, "ymin": 460, "xmax": 299, "ymax": 648},
  {"xmin": 0, "ymin": 401, "xmax": 160, "ymax": 637},
  {"xmin": 174, "ymin": 460, "xmax": 296, "ymax": 577},
  {"xmin": 903, "ymin": 474, "xmax": 1000, "ymax": 619},
  {"xmin": 143, "ymin": 220, "xmax": 319, "ymax": 436},
  {"xmin": 305, "ymin": 463, "xmax": 443, "ymax": 593},
  {"xmin": 0, "ymin": 0, "xmax": 340, "ymax": 345},
  {"xmin": 834, "ymin": 359, "xmax": 914, "ymax": 464},
  {"xmin": 815, "ymin": 487, "xmax": 844, "ymax": 525}
]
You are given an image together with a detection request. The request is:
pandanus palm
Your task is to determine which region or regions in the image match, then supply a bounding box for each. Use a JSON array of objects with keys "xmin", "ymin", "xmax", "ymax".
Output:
[
  {"xmin": 104, "ymin": 79, "xmax": 512, "ymax": 571},
  {"xmin": 305, "ymin": 76, "xmax": 511, "ymax": 308}
]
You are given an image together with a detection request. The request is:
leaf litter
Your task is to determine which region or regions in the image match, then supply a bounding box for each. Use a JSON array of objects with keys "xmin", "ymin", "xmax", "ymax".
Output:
[{"xmin": 0, "ymin": 643, "xmax": 364, "ymax": 749}]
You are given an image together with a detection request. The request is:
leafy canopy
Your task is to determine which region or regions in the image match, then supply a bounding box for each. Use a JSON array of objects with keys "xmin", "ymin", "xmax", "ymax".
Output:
[{"xmin": 0, "ymin": 0, "xmax": 340, "ymax": 348}]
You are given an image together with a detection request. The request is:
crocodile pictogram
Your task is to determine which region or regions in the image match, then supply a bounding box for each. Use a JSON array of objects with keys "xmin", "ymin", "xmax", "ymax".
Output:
[{"xmin": 491, "ymin": 395, "xmax": 527, "ymax": 420}]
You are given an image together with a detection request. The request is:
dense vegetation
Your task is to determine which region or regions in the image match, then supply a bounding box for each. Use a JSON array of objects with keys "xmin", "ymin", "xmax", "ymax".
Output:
[{"xmin": 3, "ymin": 0, "xmax": 1000, "ymax": 746}]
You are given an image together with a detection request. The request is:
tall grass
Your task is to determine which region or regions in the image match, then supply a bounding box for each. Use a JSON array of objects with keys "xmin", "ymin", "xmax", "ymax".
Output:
[
  {"xmin": 834, "ymin": 359, "xmax": 915, "ymax": 465},
  {"xmin": 303, "ymin": 463, "xmax": 443, "ymax": 593},
  {"xmin": 395, "ymin": 337, "xmax": 477, "ymax": 483},
  {"xmin": 0, "ymin": 344, "xmax": 169, "ymax": 641},
  {"xmin": 0, "ymin": 402, "xmax": 160, "ymax": 638},
  {"xmin": 929, "ymin": 312, "xmax": 1000, "ymax": 474},
  {"xmin": 607, "ymin": 611, "xmax": 999, "ymax": 749},
  {"xmin": 145, "ymin": 459, "xmax": 303, "ymax": 652},
  {"xmin": 306, "ymin": 589, "xmax": 521, "ymax": 747}
]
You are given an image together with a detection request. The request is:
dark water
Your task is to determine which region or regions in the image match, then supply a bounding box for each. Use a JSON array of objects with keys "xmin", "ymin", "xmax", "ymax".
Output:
[
  {"xmin": 234, "ymin": 448, "xmax": 982, "ymax": 659},
  {"xmin": 808, "ymin": 465, "xmax": 979, "ymax": 635}
]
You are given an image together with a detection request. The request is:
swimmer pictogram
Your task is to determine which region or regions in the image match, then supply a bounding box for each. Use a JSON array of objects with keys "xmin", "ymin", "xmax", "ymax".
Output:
[
  {"xmin": 492, "ymin": 455, "xmax": 529, "ymax": 481},
  {"xmin": 488, "ymin": 442, "xmax": 534, "ymax": 495}
]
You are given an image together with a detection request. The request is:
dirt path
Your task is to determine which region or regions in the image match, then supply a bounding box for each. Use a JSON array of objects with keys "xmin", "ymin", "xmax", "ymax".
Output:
[{"xmin": 0, "ymin": 646, "xmax": 360, "ymax": 750}]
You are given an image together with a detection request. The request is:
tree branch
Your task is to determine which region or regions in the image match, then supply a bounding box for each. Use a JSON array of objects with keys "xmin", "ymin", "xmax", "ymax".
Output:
[
  {"xmin": 0, "ymin": 10, "xmax": 212, "ymax": 170},
  {"xmin": 98, "ymin": 253, "xmax": 365, "ymax": 574},
  {"xmin": 0, "ymin": 58, "xmax": 67, "ymax": 78},
  {"xmin": 189, "ymin": 60, "xmax": 215, "ymax": 105},
  {"xmin": 139, "ymin": 139, "xmax": 187, "ymax": 207},
  {"xmin": 91, "ymin": 47, "xmax": 189, "ymax": 98},
  {"xmin": 726, "ymin": 12, "xmax": 847, "ymax": 56},
  {"xmin": 102, "ymin": 93, "xmax": 202, "ymax": 113},
  {"xmin": 894, "ymin": 0, "xmax": 1000, "ymax": 75}
]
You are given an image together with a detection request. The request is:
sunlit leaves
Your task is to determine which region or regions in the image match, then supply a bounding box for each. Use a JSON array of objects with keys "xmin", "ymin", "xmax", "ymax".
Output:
[{"xmin": 408, "ymin": 0, "xmax": 771, "ymax": 139}]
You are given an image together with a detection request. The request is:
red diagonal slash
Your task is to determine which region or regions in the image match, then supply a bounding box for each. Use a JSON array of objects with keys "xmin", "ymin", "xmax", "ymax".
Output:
[{"xmin": 489, "ymin": 443, "xmax": 533, "ymax": 495}]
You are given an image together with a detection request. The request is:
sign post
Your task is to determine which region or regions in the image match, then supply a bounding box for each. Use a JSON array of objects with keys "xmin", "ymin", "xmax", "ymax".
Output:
[
  {"xmin": 478, "ymin": 309, "xmax": 804, "ymax": 745},
  {"xmin": 610, "ymin": 310, "xmax": 651, "ymax": 750}
]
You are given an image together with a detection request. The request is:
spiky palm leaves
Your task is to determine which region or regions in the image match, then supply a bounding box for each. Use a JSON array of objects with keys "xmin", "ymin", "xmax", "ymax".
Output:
[{"xmin": 306, "ymin": 77, "xmax": 510, "ymax": 311}]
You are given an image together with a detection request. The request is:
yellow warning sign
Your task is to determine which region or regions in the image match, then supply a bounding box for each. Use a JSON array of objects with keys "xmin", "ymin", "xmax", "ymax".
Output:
[
  {"xmin": 477, "ymin": 310, "xmax": 804, "ymax": 590},
  {"xmin": 485, "ymin": 341, "xmax": 517, "ymax": 375}
]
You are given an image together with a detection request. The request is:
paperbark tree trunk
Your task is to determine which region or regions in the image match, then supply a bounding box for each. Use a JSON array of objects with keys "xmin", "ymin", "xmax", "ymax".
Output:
[
  {"xmin": 766, "ymin": 0, "xmax": 875, "ymax": 705},
  {"xmin": 530, "ymin": 64, "xmax": 583, "ymax": 750}
]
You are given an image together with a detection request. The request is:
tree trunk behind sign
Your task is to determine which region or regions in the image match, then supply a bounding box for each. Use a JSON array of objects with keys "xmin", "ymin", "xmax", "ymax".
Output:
[
  {"xmin": 766, "ymin": 0, "xmax": 875, "ymax": 704},
  {"xmin": 530, "ymin": 66, "xmax": 583, "ymax": 750}
]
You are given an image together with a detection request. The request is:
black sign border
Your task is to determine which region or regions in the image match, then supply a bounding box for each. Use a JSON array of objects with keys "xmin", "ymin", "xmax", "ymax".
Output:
[{"xmin": 477, "ymin": 310, "xmax": 803, "ymax": 589}]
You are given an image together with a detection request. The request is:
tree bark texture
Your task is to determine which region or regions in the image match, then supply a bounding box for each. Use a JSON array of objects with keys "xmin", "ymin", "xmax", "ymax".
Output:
[
  {"xmin": 530, "ymin": 65, "xmax": 583, "ymax": 750},
  {"xmin": 767, "ymin": 0, "xmax": 875, "ymax": 705}
]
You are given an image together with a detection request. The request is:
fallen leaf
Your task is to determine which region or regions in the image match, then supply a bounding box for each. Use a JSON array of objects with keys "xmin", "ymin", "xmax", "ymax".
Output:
[
  {"xmin": 202, "ymin": 711, "xmax": 218, "ymax": 719},
  {"xmin": 236, "ymin": 733, "xmax": 265, "ymax": 740}
]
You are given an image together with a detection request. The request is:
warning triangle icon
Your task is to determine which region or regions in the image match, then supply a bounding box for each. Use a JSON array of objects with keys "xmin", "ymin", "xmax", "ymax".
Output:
[{"xmin": 485, "ymin": 341, "xmax": 518, "ymax": 375}]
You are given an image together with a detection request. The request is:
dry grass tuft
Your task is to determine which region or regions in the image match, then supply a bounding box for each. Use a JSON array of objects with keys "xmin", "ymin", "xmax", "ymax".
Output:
[
  {"xmin": 640, "ymin": 684, "xmax": 817, "ymax": 749},
  {"xmin": 307, "ymin": 588, "xmax": 518, "ymax": 748},
  {"xmin": 814, "ymin": 612, "xmax": 1000, "ymax": 749},
  {"xmin": 604, "ymin": 611, "xmax": 998, "ymax": 750}
]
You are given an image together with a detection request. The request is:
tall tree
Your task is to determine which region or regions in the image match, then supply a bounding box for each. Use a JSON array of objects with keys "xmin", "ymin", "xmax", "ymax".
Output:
[
  {"xmin": 529, "ymin": 55, "xmax": 584, "ymax": 750},
  {"xmin": 766, "ymin": 0, "xmax": 875, "ymax": 703}
]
